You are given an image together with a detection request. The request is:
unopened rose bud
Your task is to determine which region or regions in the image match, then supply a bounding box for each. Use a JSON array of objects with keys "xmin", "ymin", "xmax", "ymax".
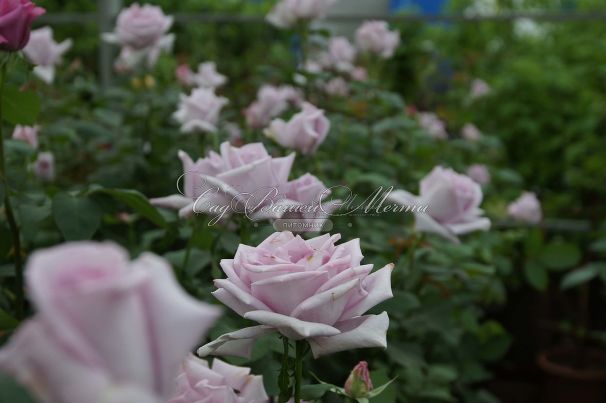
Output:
[{"xmin": 344, "ymin": 361, "xmax": 373, "ymax": 398}]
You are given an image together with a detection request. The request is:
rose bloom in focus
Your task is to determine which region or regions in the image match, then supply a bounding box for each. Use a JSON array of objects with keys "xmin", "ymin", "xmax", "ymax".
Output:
[{"xmin": 199, "ymin": 231, "xmax": 393, "ymax": 359}]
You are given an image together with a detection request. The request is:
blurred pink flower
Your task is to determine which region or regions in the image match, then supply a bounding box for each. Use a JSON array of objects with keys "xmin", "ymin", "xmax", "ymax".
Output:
[
  {"xmin": 23, "ymin": 27, "xmax": 72, "ymax": 83},
  {"xmin": 266, "ymin": 0, "xmax": 337, "ymax": 28},
  {"xmin": 470, "ymin": 78, "xmax": 491, "ymax": 99},
  {"xmin": 388, "ymin": 166, "xmax": 491, "ymax": 242},
  {"xmin": 350, "ymin": 66, "xmax": 368, "ymax": 81},
  {"xmin": 355, "ymin": 20, "xmax": 400, "ymax": 59},
  {"xmin": 461, "ymin": 123, "xmax": 482, "ymax": 141},
  {"xmin": 244, "ymin": 85, "xmax": 300, "ymax": 129},
  {"xmin": 176, "ymin": 63, "xmax": 194, "ymax": 86},
  {"xmin": 418, "ymin": 112, "xmax": 448, "ymax": 140},
  {"xmin": 151, "ymin": 142, "xmax": 295, "ymax": 219},
  {"xmin": 326, "ymin": 36, "xmax": 356, "ymax": 72},
  {"xmin": 266, "ymin": 102, "xmax": 329, "ymax": 155},
  {"xmin": 170, "ymin": 355, "xmax": 268, "ymax": 403},
  {"xmin": 33, "ymin": 151, "xmax": 54, "ymax": 181},
  {"xmin": 466, "ymin": 164, "xmax": 491, "ymax": 185},
  {"xmin": 0, "ymin": 242, "xmax": 221, "ymax": 403},
  {"xmin": 0, "ymin": 0, "xmax": 45, "ymax": 52},
  {"xmin": 508, "ymin": 191, "xmax": 542, "ymax": 224},
  {"xmin": 103, "ymin": 3, "xmax": 174, "ymax": 70},
  {"xmin": 191, "ymin": 61, "xmax": 227, "ymax": 89},
  {"xmin": 173, "ymin": 87, "xmax": 228, "ymax": 133},
  {"xmin": 344, "ymin": 361, "xmax": 373, "ymax": 398},
  {"xmin": 324, "ymin": 77, "xmax": 349, "ymax": 97},
  {"xmin": 12, "ymin": 124, "xmax": 39, "ymax": 149},
  {"xmin": 198, "ymin": 231, "xmax": 393, "ymax": 358}
]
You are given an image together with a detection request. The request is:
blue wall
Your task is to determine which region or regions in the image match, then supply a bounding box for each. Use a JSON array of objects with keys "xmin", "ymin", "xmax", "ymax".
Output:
[{"xmin": 389, "ymin": 0, "xmax": 448, "ymax": 15}]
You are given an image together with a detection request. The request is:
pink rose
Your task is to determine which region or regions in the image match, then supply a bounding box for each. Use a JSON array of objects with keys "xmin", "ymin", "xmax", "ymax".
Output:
[
  {"xmin": 170, "ymin": 355, "xmax": 268, "ymax": 403},
  {"xmin": 245, "ymin": 85, "xmax": 300, "ymax": 129},
  {"xmin": 344, "ymin": 361, "xmax": 373, "ymax": 398},
  {"xmin": 508, "ymin": 191, "xmax": 542, "ymax": 224},
  {"xmin": 388, "ymin": 166, "xmax": 491, "ymax": 242},
  {"xmin": 350, "ymin": 66, "xmax": 368, "ymax": 81},
  {"xmin": 326, "ymin": 36, "xmax": 356, "ymax": 72},
  {"xmin": 461, "ymin": 123, "xmax": 482, "ymax": 141},
  {"xmin": 33, "ymin": 151, "xmax": 54, "ymax": 181},
  {"xmin": 151, "ymin": 142, "xmax": 295, "ymax": 220},
  {"xmin": 192, "ymin": 61, "xmax": 227, "ymax": 89},
  {"xmin": 173, "ymin": 87, "xmax": 228, "ymax": 133},
  {"xmin": 0, "ymin": 242, "xmax": 221, "ymax": 403},
  {"xmin": 466, "ymin": 164, "xmax": 491, "ymax": 185},
  {"xmin": 198, "ymin": 231, "xmax": 393, "ymax": 358},
  {"xmin": 0, "ymin": 0, "xmax": 45, "ymax": 52},
  {"xmin": 470, "ymin": 78, "xmax": 491, "ymax": 99},
  {"xmin": 176, "ymin": 63, "xmax": 194, "ymax": 86},
  {"xmin": 12, "ymin": 124, "xmax": 39, "ymax": 149},
  {"xmin": 323, "ymin": 77, "xmax": 349, "ymax": 97},
  {"xmin": 23, "ymin": 27, "xmax": 72, "ymax": 83},
  {"xmin": 266, "ymin": 102, "xmax": 329, "ymax": 155},
  {"xmin": 418, "ymin": 112, "xmax": 448, "ymax": 140},
  {"xmin": 355, "ymin": 20, "xmax": 400, "ymax": 59},
  {"xmin": 267, "ymin": 0, "xmax": 337, "ymax": 28},
  {"xmin": 103, "ymin": 4, "xmax": 174, "ymax": 70},
  {"xmin": 103, "ymin": 3, "xmax": 172, "ymax": 50}
]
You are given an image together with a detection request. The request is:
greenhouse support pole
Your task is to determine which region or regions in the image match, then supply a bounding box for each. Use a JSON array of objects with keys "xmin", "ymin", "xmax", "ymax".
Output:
[{"xmin": 98, "ymin": 0, "xmax": 122, "ymax": 89}]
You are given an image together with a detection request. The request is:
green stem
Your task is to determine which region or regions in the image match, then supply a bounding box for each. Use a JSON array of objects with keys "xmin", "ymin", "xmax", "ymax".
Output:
[
  {"xmin": 0, "ymin": 61, "xmax": 24, "ymax": 318},
  {"xmin": 294, "ymin": 340, "xmax": 306, "ymax": 403},
  {"xmin": 278, "ymin": 337, "xmax": 291, "ymax": 403}
]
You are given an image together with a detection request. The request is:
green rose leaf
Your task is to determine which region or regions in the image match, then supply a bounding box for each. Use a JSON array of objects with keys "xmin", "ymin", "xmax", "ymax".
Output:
[
  {"xmin": 52, "ymin": 192, "xmax": 102, "ymax": 241},
  {"xmin": 1, "ymin": 85, "xmax": 41, "ymax": 125}
]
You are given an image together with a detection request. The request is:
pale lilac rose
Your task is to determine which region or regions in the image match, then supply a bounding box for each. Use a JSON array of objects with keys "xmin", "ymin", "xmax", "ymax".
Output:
[
  {"xmin": 170, "ymin": 355, "xmax": 268, "ymax": 403},
  {"xmin": 198, "ymin": 231, "xmax": 393, "ymax": 359},
  {"xmin": 191, "ymin": 61, "xmax": 227, "ymax": 89},
  {"xmin": 266, "ymin": 102, "xmax": 329, "ymax": 155},
  {"xmin": 388, "ymin": 166, "xmax": 491, "ymax": 242},
  {"xmin": 466, "ymin": 164, "xmax": 491, "ymax": 186},
  {"xmin": 12, "ymin": 124, "xmax": 39, "ymax": 149},
  {"xmin": 33, "ymin": 151, "xmax": 54, "ymax": 181},
  {"xmin": 0, "ymin": 242, "xmax": 222, "ymax": 403},
  {"xmin": 103, "ymin": 3, "xmax": 172, "ymax": 50},
  {"xmin": 245, "ymin": 85, "xmax": 300, "ymax": 129},
  {"xmin": 267, "ymin": 0, "xmax": 337, "ymax": 29},
  {"xmin": 103, "ymin": 3, "xmax": 174, "ymax": 69},
  {"xmin": 326, "ymin": 36, "xmax": 356, "ymax": 72},
  {"xmin": 350, "ymin": 66, "xmax": 368, "ymax": 81},
  {"xmin": 470, "ymin": 78, "xmax": 491, "ymax": 99},
  {"xmin": 324, "ymin": 77, "xmax": 349, "ymax": 97},
  {"xmin": 418, "ymin": 112, "xmax": 448, "ymax": 140},
  {"xmin": 0, "ymin": 0, "xmax": 45, "ymax": 52},
  {"xmin": 174, "ymin": 87, "xmax": 228, "ymax": 133},
  {"xmin": 461, "ymin": 123, "xmax": 482, "ymax": 141},
  {"xmin": 151, "ymin": 141, "xmax": 295, "ymax": 219},
  {"xmin": 23, "ymin": 27, "xmax": 72, "ymax": 83},
  {"xmin": 355, "ymin": 20, "xmax": 400, "ymax": 59},
  {"xmin": 508, "ymin": 191, "xmax": 542, "ymax": 224},
  {"xmin": 176, "ymin": 63, "xmax": 194, "ymax": 86}
]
